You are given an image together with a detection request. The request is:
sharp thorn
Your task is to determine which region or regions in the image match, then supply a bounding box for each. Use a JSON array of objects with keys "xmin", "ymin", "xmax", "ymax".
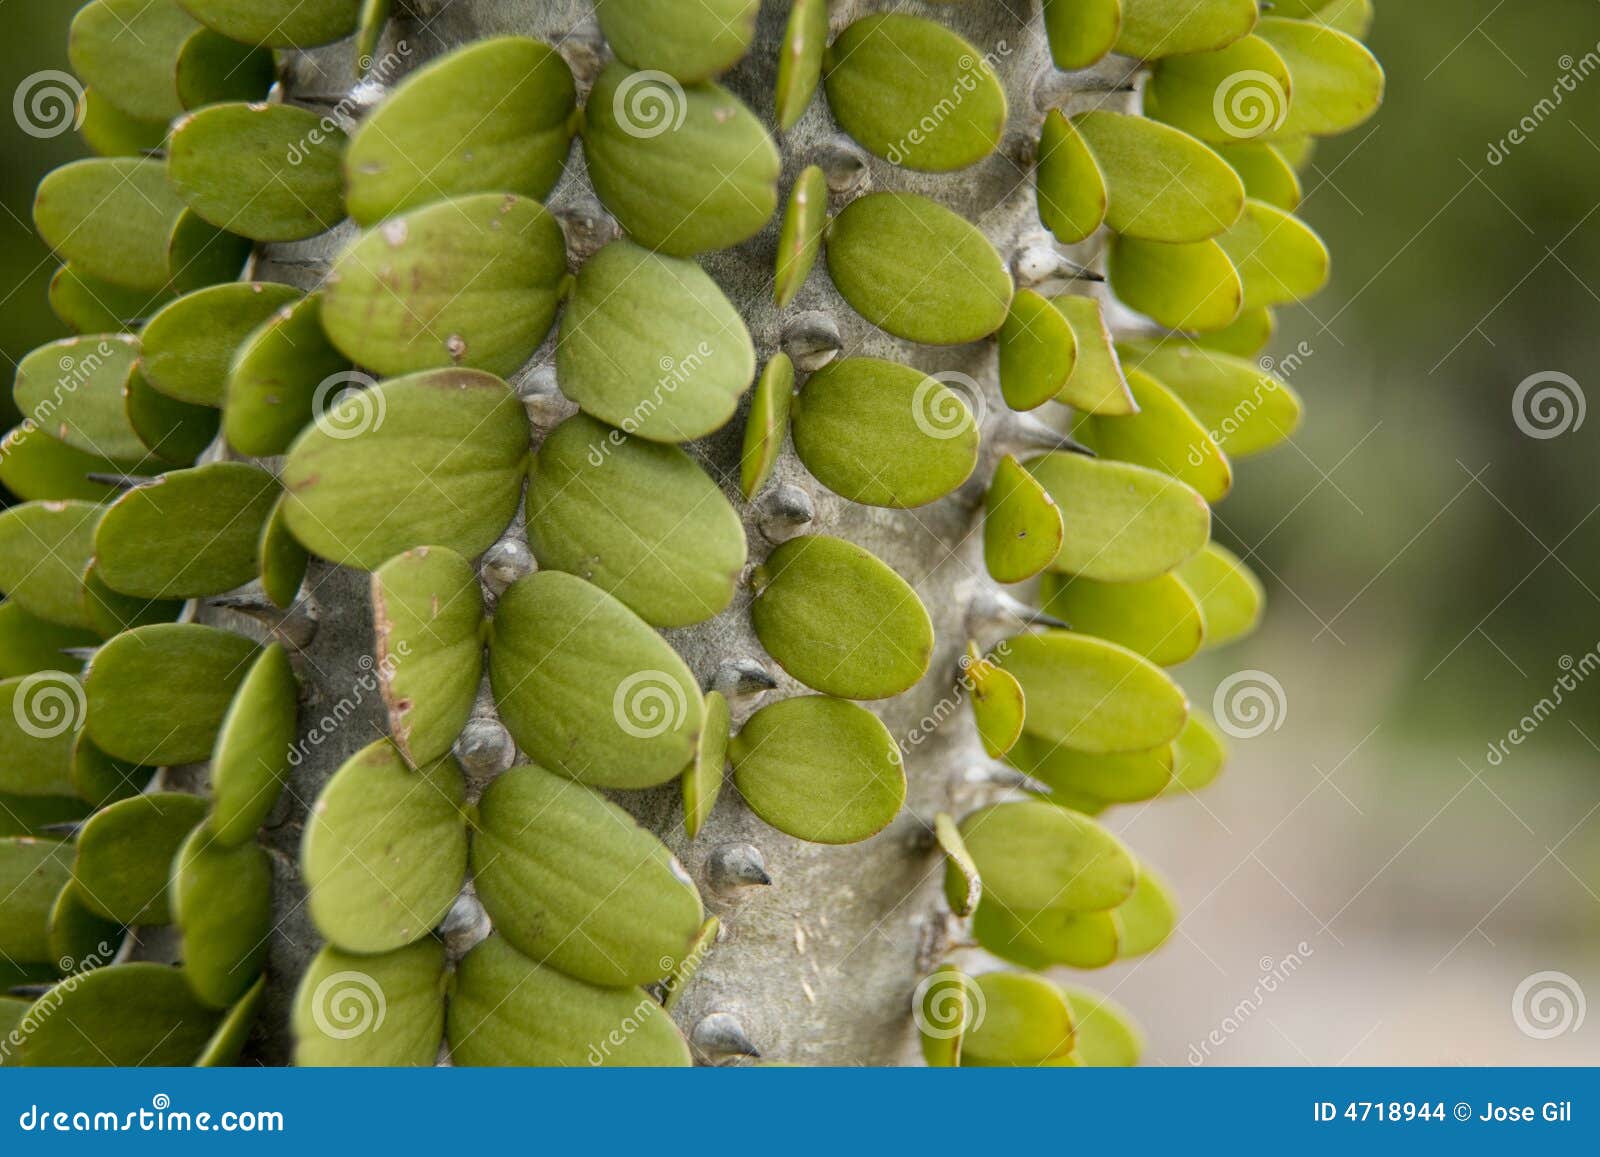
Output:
[
  {"xmin": 708, "ymin": 844, "xmax": 773, "ymax": 893},
  {"xmin": 692, "ymin": 1012, "xmax": 762, "ymax": 1061},
  {"xmin": 711, "ymin": 658, "xmax": 778, "ymax": 700}
]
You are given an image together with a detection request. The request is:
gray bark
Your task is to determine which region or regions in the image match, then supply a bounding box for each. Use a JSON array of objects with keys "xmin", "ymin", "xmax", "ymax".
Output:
[{"xmin": 226, "ymin": 0, "xmax": 1132, "ymax": 1066}]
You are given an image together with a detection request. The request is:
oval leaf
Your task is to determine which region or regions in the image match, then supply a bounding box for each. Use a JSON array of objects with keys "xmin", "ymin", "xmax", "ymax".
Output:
[
  {"xmin": 984, "ymin": 455, "xmax": 1064, "ymax": 585},
  {"xmin": 292, "ymin": 939, "xmax": 446, "ymax": 1066},
  {"xmin": 73, "ymin": 792, "xmax": 207, "ymax": 925},
  {"xmin": 209, "ymin": 643, "xmax": 298, "ymax": 847}
]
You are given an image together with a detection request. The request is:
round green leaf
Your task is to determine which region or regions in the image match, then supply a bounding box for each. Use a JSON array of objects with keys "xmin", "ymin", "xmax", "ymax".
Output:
[
  {"xmin": 1108, "ymin": 233, "xmax": 1243, "ymax": 333},
  {"xmin": 1074, "ymin": 111, "xmax": 1245, "ymax": 243},
  {"xmin": 0, "ymin": 604, "xmax": 99, "ymax": 680},
  {"xmin": 69, "ymin": 0, "xmax": 202, "ymax": 123},
  {"xmin": 751, "ymin": 535, "xmax": 934, "ymax": 700},
  {"xmin": 1061, "ymin": 986, "xmax": 1143, "ymax": 1066},
  {"xmin": 9, "ymin": 961, "xmax": 222, "ymax": 1066},
  {"xmin": 1119, "ymin": 342, "xmax": 1302, "ymax": 456},
  {"xmin": 1115, "ymin": 0, "xmax": 1259, "ymax": 60},
  {"xmin": 998, "ymin": 630, "xmax": 1189, "ymax": 755},
  {"xmin": 33, "ymin": 158, "xmax": 191, "ymax": 292},
  {"xmin": 1036, "ymin": 108, "xmax": 1107, "ymax": 246},
  {"xmin": 1257, "ymin": 15, "xmax": 1384, "ymax": 138},
  {"xmin": 1216, "ymin": 199, "xmax": 1331, "ymax": 309},
  {"xmin": 281, "ymin": 368, "xmax": 529, "ymax": 570},
  {"xmin": 258, "ymin": 494, "xmax": 310, "ymax": 608},
  {"xmin": 557, "ymin": 239, "xmax": 756, "ymax": 442},
  {"xmin": 775, "ymin": 165, "xmax": 826, "ymax": 308},
  {"xmin": 1041, "ymin": 570, "xmax": 1207, "ymax": 667},
  {"xmin": 48, "ymin": 880, "xmax": 125, "ymax": 974},
  {"xmin": 74, "ymin": 792, "xmax": 208, "ymax": 925},
  {"xmin": 967, "ymin": 643, "xmax": 1026, "ymax": 760},
  {"xmin": 178, "ymin": 0, "xmax": 360, "ymax": 47},
  {"xmin": 0, "ymin": 500, "xmax": 102, "ymax": 629},
  {"xmin": 196, "ymin": 976, "xmax": 264, "ymax": 1067},
  {"xmin": 0, "ymin": 674, "xmax": 84, "ymax": 798},
  {"xmin": 526, "ymin": 413, "xmax": 746, "ymax": 627},
  {"xmin": 373, "ymin": 546, "xmax": 484, "ymax": 766},
  {"xmin": 1043, "ymin": 0, "xmax": 1122, "ymax": 69},
  {"xmin": 1176, "ymin": 541, "xmax": 1265, "ymax": 648},
  {"xmin": 84, "ymin": 622, "xmax": 257, "ymax": 765},
  {"xmin": 489, "ymin": 571, "xmax": 705, "ymax": 790},
  {"xmin": 95, "ymin": 463, "xmax": 279, "ymax": 598},
  {"xmin": 597, "ymin": 0, "xmax": 758, "ymax": 83},
  {"xmin": 1194, "ymin": 305, "xmax": 1278, "ymax": 357},
  {"xmin": 292, "ymin": 939, "xmax": 446, "ymax": 1066},
  {"xmin": 791, "ymin": 357, "xmax": 979, "ymax": 508},
  {"xmin": 1026, "ymin": 452, "xmax": 1211, "ymax": 582},
  {"xmin": 999, "ymin": 288, "xmax": 1078, "ymax": 411},
  {"xmin": 1006, "ymin": 730, "xmax": 1174, "ymax": 805},
  {"xmin": 13, "ymin": 334, "xmax": 144, "ymax": 460},
  {"xmin": 171, "ymin": 825, "xmax": 271, "ymax": 1008},
  {"xmin": 449, "ymin": 934, "xmax": 691, "ymax": 1066},
  {"xmin": 683, "ymin": 690, "xmax": 730, "ymax": 841},
  {"xmin": 951, "ymin": 800, "xmax": 1136, "ymax": 914},
  {"xmin": 81, "ymin": 559, "xmax": 184, "ymax": 640},
  {"xmin": 740, "ymin": 353, "xmax": 795, "ymax": 499},
  {"xmin": 0, "ymin": 837, "xmax": 71, "ymax": 962},
  {"xmin": 1077, "ymin": 367, "xmax": 1233, "ymax": 503},
  {"xmin": 165, "ymin": 207, "xmax": 252, "ymax": 293},
  {"xmin": 72, "ymin": 733, "xmax": 155, "ymax": 809},
  {"xmin": 321, "ymin": 193, "xmax": 568, "ymax": 378},
  {"xmin": 959, "ymin": 971, "xmax": 1075, "ymax": 1066},
  {"xmin": 1215, "ymin": 143, "xmax": 1303, "ymax": 210},
  {"xmin": 776, "ymin": 0, "xmax": 828, "ymax": 129},
  {"xmin": 826, "ymin": 191, "xmax": 1012, "ymax": 344},
  {"xmin": 1117, "ymin": 864, "xmax": 1178, "ymax": 956},
  {"xmin": 302, "ymin": 740, "xmax": 468, "ymax": 953},
  {"xmin": 209, "ymin": 643, "xmax": 298, "ymax": 847},
  {"xmin": 140, "ymin": 282, "xmax": 302, "ymax": 406},
  {"xmin": 1146, "ymin": 34, "xmax": 1294, "ymax": 143},
  {"xmin": 124, "ymin": 369, "xmax": 219, "ymax": 465},
  {"xmin": 345, "ymin": 37, "xmax": 576, "ymax": 225},
  {"xmin": 583, "ymin": 63, "xmax": 779, "ymax": 256},
  {"xmin": 972, "ymin": 901, "xmax": 1121, "ymax": 970},
  {"xmin": 984, "ymin": 454, "xmax": 1064, "ymax": 585},
  {"xmin": 78, "ymin": 87, "xmax": 169, "ymax": 157},
  {"xmin": 223, "ymin": 292, "xmax": 352, "ymax": 457},
  {"xmin": 823, "ymin": 14, "xmax": 1006, "ymax": 172},
  {"xmin": 1052, "ymin": 296, "xmax": 1136, "ymax": 414},
  {"xmin": 167, "ymin": 103, "xmax": 345, "ymax": 243},
  {"xmin": 473, "ymin": 762, "xmax": 704, "ymax": 987},
  {"xmin": 935, "ymin": 810, "xmax": 982, "ymax": 917},
  {"xmin": 1163, "ymin": 710, "xmax": 1227, "ymax": 793},
  {"xmin": 172, "ymin": 25, "xmax": 275, "ymax": 110},
  {"xmin": 729, "ymin": 695, "xmax": 906, "ymax": 845},
  {"xmin": 48, "ymin": 264, "xmax": 173, "ymax": 334}
]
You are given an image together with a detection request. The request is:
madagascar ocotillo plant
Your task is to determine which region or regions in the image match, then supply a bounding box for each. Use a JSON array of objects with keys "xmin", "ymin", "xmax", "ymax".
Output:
[{"xmin": 0, "ymin": 0, "xmax": 1382, "ymax": 1066}]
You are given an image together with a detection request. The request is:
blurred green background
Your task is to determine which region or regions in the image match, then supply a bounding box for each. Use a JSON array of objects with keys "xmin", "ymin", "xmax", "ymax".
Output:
[{"xmin": 1, "ymin": 0, "xmax": 1594, "ymax": 1063}]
